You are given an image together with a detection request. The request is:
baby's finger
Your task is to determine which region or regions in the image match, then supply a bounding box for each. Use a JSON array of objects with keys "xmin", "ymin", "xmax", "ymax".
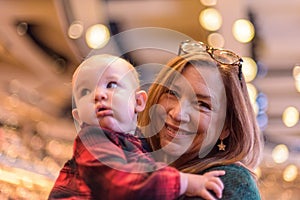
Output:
[
  {"xmin": 206, "ymin": 181, "xmax": 223, "ymax": 199},
  {"xmin": 200, "ymin": 190, "xmax": 216, "ymax": 200},
  {"xmin": 206, "ymin": 170, "xmax": 226, "ymax": 177},
  {"xmin": 210, "ymin": 176, "xmax": 224, "ymax": 190}
]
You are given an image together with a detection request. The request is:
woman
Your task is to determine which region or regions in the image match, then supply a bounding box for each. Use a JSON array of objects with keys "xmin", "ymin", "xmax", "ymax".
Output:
[{"xmin": 138, "ymin": 40, "xmax": 263, "ymax": 199}]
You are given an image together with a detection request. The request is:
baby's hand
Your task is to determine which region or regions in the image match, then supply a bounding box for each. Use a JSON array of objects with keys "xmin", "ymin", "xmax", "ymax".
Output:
[{"xmin": 185, "ymin": 170, "xmax": 225, "ymax": 200}]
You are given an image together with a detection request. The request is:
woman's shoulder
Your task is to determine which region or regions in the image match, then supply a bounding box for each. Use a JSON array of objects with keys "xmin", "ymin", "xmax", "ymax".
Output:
[
  {"xmin": 205, "ymin": 163, "xmax": 256, "ymax": 185},
  {"xmin": 205, "ymin": 164, "xmax": 261, "ymax": 200},
  {"xmin": 206, "ymin": 163, "xmax": 252, "ymax": 175}
]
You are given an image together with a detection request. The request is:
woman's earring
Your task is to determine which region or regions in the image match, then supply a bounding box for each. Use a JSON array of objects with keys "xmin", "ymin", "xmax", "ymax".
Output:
[{"xmin": 218, "ymin": 139, "xmax": 226, "ymax": 151}]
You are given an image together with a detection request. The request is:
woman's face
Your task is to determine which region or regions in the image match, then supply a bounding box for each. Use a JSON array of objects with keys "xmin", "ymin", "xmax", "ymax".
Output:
[{"xmin": 155, "ymin": 64, "xmax": 227, "ymax": 160}]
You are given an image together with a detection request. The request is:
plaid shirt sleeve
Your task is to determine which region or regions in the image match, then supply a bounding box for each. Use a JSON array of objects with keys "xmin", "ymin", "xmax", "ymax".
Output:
[{"xmin": 75, "ymin": 125, "xmax": 181, "ymax": 200}]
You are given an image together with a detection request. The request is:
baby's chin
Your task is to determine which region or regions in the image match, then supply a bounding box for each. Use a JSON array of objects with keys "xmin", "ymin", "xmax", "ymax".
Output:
[{"xmin": 97, "ymin": 119, "xmax": 124, "ymax": 133}]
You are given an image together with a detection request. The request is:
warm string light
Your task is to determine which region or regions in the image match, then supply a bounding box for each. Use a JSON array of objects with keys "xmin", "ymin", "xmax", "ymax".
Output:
[
  {"xmin": 199, "ymin": 1, "xmax": 300, "ymax": 187},
  {"xmin": 85, "ymin": 24, "xmax": 110, "ymax": 49},
  {"xmin": 197, "ymin": 2, "xmax": 264, "ymax": 128},
  {"xmin": 282, "ymin": 106, "xmax": 299, "ymax": 128},
  {"xmin": 232, "ymin": 19, "xmax": 255, "ymax": 43},
  {"xmin": 199, "ymin": 8, "xmax": 222, "ymax": 32},
  {"xmin": 293, "ymin": 65, "xmax": 300, "ymax": 93},
  {"xmin": 0, "ymin": 120, "xmax": 73, "ymax": 197},
  {"xmin": 67, "ymin": 21, "xmax": 110, "ymax": 49},
  {"xmin": 272, "ymin": 144, "xmax": 289, "ymax": 164}
]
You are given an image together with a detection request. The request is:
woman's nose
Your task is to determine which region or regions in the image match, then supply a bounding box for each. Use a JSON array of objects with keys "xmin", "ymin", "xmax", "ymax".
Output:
[
  {"xmin": 94, "ymin": 88, "xmax": 108, "ymax": 101},
  {"xmin": 169, "ymin": 100, "xmax": 190, "ymax": 122}
]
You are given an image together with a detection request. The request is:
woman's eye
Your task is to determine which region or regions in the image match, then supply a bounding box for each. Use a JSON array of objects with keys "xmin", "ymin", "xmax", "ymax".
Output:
[
  {"xmin": 80, "ymin": 88, "xmax": 91, "ymax": 97},
  {"xmin": 107, "ymin": 81, "xmax": 118, "ymax": 89},
  {"xmin": 166, "ymin": 89, "xmax": 179, "ymax": 97},
  {"xmin": 197, "ymin": 101, "xmax": 211, "ymax": 111}
]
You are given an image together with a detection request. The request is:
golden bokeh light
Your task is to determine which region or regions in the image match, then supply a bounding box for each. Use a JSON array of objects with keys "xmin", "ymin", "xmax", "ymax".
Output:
[
  {"xmin": 293, "ymin": 65, "xmax": 300, "ymax": 81},
  {"xmin": 199, "ymin": 8, "xmax": 222, "ymax": 31},
  {"xmin": 282, "ymin": 106, "xmax": 299, "ymax": 128},
  {"xmin": 85, "ymin": 24, "xmax": 110, "ymax": 49},
  {"xmin": 207, "ymin": 32, "xmax": 225, "ymax": 48},
  {"xmin": 200, "ymin": 0, "xmax": 217, "ymax": 6},
  {"xmin": 272, "ymin": 144, "xmax": 289, "ymax": 164},
  {"xmin": 232, "ymin": 19, "xmax": 255, "ymax": 43},
  {"xmin": 283, "ymin": 164, "xmax": 298, "ymax": 182},
  {"xmin": 242, "ymin": 57, "xmax": 257, "ymax": 82},
  {"xmin": 246, "ymin": 83, "xmax": 258, "ymax": 105},
  {"xmin": 295, "ymin": 80, "xmax": 300, "ymax": 93}
]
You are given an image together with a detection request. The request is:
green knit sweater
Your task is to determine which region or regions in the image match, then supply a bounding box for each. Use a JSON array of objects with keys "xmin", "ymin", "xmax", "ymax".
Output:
[{"xmin": 178, "ymin": 164, "xmax": 261, "ymax": 200}]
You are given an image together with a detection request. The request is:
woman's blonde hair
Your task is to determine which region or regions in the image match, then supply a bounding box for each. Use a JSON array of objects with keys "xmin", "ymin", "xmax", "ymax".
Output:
[{"xmin": 138, "ymin": 53, "xmax": 263, "ymax": 173}]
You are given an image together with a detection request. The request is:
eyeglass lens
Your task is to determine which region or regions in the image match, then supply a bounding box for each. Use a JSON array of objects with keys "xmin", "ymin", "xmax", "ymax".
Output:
[
  {"xmin": 181, "ymin": 42, "xmax": 207, "ymax": 53},
  {"xmin": 212, "ymin": 49, "xmax": 240, "ymax": 65}
]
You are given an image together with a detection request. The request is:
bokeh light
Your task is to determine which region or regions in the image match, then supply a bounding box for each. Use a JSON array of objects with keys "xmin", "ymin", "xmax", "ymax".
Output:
[
  {"xmin": 242, "ymin": 57, "xmax": 257, "ymax": 82},
  {"xmin": 200, "ymin": 0, "xmax": 217, "ymax": 6},
  {"xmin": 207, "ymin": 32, "xmax": 225, "ymax": 48},
  {"xmin": 254, "ymin": 167, "xmax": 262, "ymax": 179},
  {"xmin": 85, "ymin": 24, "xmax": 110, "ymax": 49},
  {"xmin": 232, "ymin": 19, "xmax": 255, "ymax": 43},
  {"xmin": 293, "ymin": 65, "xmax": 300, "ymax": 81},
  {"xmin": 282, "ymin": 106, "xmax": 299, "ymax": 128},
  {"xmin": 68, "ymin": 20, "xmax": 84, "ymax": 39},
  {"xmin": 246, "ymin": 83, "xmax": 258, "ymax": 105},
  {"xmin": 199, "ymin": 8, "xmax": 222, "ymax": 31},
  {"xmin": 16, "ymin": 22, "xmax": 28, "ymax": 36},
  {"xmin": 272, "ymin": 144, "xmax": 289, "ymax": 164},
  {"xmin": 283, "ymin": 164, "xmax": 298, "ymax": 182},
  {"xmin": 295, "ymin": 81, "xmax": 300, "ymax": 93},
  {"xmin": 293, "ymin": 65, "xmax": 300, "ymax": 93}
]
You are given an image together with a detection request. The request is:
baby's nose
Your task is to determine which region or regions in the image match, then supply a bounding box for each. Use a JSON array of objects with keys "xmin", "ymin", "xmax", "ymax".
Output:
[{"xmin": 94, "ymin": 88, "xmax": 108, "ymax": 101}]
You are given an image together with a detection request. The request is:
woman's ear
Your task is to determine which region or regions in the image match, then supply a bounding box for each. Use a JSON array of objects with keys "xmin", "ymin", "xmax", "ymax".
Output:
[
  {"xmin": 220, "ymin": 127, "xmax": 230, "ymax": 140},
  {"xmin": 135, "ymin": 90, "xmax": 148, "ymax": 113}
]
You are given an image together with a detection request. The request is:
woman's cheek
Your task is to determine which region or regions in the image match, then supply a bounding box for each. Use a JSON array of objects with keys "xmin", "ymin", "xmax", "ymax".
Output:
[
  {"xmin": 150, "ymin": 103, "xmax": 167, "ymax": 134},
  {"xmin": 196, "ymin": 114, "xmax": 211, "ymax": 135},
  {"xmin": 186, "ymin": 139, "xmax": 202, "ymax": 158}
]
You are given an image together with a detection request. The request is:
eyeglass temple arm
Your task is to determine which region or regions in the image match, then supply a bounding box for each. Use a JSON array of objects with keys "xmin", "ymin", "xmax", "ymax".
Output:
[{"xmin": 238, "ymin": 58, "xmax": 243, "ymax": 81}]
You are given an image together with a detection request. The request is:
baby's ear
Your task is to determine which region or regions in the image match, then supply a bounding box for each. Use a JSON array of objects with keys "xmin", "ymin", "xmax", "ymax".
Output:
[
  {"xmin": 135, "ymin": 90, "xmax": 148, "ymax": 113},
  {"xmin": 72, "ymin": 108, "xmax": 81, "ymax": 125}
]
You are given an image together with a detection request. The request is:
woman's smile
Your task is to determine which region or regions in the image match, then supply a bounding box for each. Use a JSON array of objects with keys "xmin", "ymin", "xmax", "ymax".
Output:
[{"xmin": 164, "ymin": 123, "xmax": 196, "ymax": 139}]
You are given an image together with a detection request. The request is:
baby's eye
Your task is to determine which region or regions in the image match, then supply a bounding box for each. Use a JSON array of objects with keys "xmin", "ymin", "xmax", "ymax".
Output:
[
  {"xmin": 80, "ymin": 88, "xmax": 91, "ymax": 97},
  {"xmin": 107, "ymin": 81, "xmax": 118, "ymax": 89}
]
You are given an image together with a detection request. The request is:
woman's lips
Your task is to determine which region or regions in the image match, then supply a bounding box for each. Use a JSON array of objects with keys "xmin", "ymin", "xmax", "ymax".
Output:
[{"xmin": 164, "ymin": 123, "xmax": 194, "ymax": 139}]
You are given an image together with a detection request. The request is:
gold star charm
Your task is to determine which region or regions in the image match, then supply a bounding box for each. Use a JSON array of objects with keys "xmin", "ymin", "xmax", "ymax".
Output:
[{"xmin": 218, "ymin": 140, "xmax": 226, "ymax": 151}]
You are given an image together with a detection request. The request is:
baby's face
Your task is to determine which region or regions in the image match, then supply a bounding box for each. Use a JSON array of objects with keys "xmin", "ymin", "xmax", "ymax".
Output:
[{"xmin": 73, "ymin": 56, "xmax": 139, "ymax": 133}]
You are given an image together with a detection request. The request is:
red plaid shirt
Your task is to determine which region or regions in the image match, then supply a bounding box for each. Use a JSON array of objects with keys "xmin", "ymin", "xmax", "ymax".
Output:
[{"xmin": 48, "ymin": 125, "xmax": 180, "ymax": 200}]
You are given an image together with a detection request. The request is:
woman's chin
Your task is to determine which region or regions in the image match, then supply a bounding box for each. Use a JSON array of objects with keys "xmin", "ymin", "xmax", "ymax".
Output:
[{"xmin": 160, "ymin": 140, "xmax": 188, "ymax": 158}]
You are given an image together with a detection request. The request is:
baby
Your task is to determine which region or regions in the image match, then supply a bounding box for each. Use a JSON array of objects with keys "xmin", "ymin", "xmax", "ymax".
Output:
[{"xmin": 48, "ymin": 54, "xmax": 224, "ymax": 200}]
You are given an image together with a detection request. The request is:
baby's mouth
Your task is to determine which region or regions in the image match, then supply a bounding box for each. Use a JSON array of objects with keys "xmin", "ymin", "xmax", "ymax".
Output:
[
  {"xmin": 98, "ymin": 107, "xmax": 106, "ymax": 112},
  {"xmin": 96, "ymin": 106, "xmax": 113, "ymax": 117}
]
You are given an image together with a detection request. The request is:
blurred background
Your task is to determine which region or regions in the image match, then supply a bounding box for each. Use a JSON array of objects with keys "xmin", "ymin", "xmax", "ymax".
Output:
[{"xmin": 0, "ymin": 0, "xmax": 300, "ymax": 199}]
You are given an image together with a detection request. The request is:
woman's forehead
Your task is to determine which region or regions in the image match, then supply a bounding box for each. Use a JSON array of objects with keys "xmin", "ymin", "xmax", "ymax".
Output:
[
  {"xmin": 184, "ymin": 63, "xmax": 222, "ymax": 84},
  {"xmin": 178, "ymin": 65, "xmax": 225, "ymax": 106}
]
